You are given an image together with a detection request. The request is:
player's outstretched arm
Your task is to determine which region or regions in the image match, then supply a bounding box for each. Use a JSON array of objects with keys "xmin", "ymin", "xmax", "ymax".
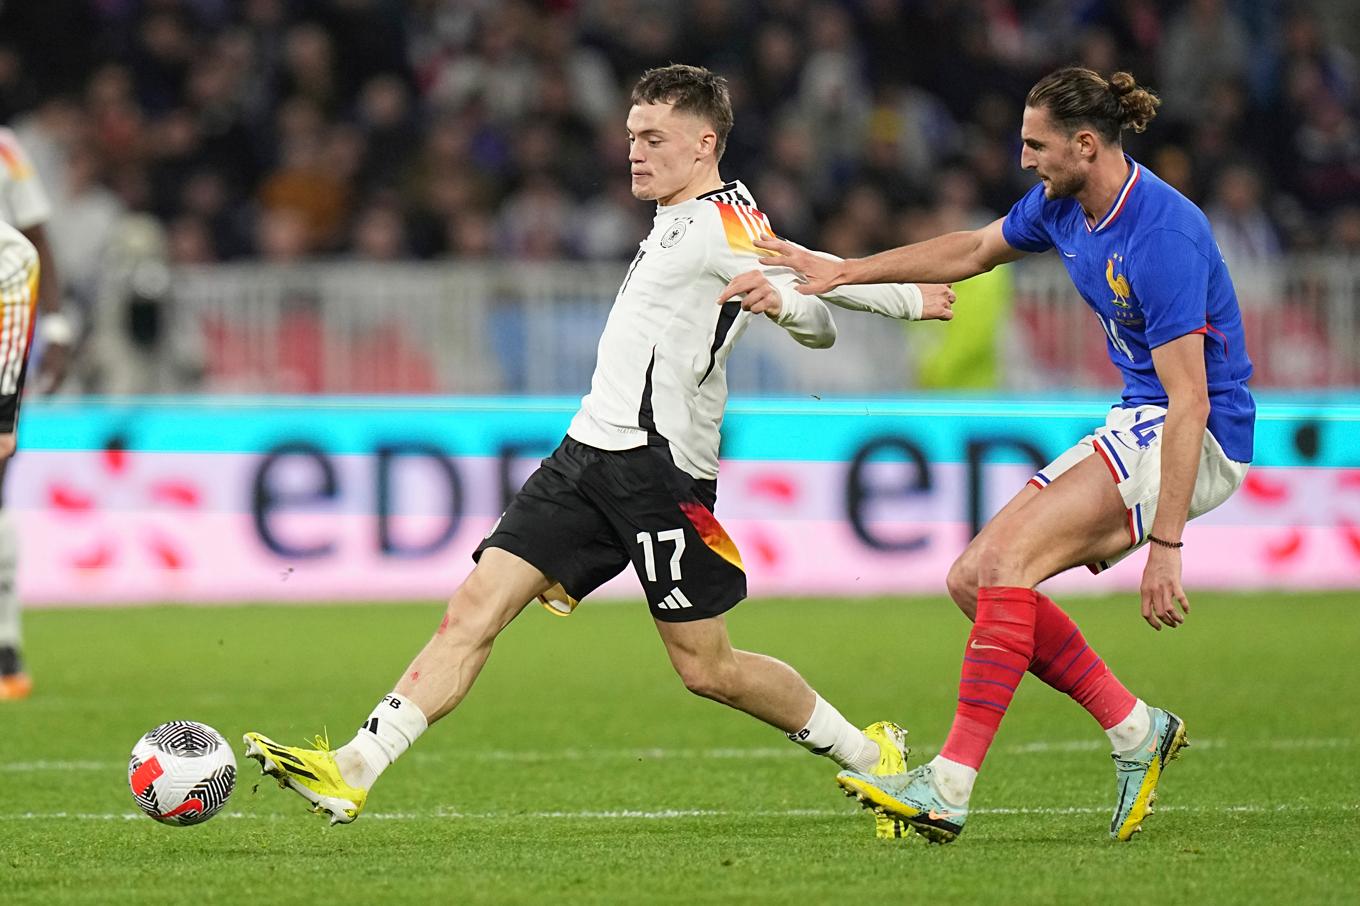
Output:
[
  {"xmin": 773, "ymin": 241, "xmax": 957, "ymax": 321},
  {"xmin": 757, "ymin": 218, "xmax": 1026, "ymax": 295}
]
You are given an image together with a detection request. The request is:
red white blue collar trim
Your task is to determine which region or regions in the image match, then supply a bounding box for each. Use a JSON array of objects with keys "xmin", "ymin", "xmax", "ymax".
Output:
[{"xmin": 1086, "ymin": 159, "xmax": 1141, "ymax": 233}]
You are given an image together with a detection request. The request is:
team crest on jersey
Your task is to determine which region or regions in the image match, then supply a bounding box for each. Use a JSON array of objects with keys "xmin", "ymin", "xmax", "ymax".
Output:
[
  {"xmin": 660, "ymin": 218, "xmax": 691, "ymax": 248},
  {"xmin": 1106, "ymin": 254, "xmax": 1132, "ymax": 308}
]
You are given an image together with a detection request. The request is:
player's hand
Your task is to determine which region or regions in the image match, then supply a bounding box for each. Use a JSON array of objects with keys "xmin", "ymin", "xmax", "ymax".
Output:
[
  {"xmin": 755, "ymin": 237, "xmax": 846, "ymax": 295},
  {"xmin": 1139, "ymin": 544, "xmax": 1189, "ymax": 631},
  {"xmin": 36, "ymin": 340, "xmax": 71, "ymax": 394},
  {"xmin": 717, "ymin": 269, "xmax": 783, "ymax": 318},
  {"xmin": 0, "ymin": 432, "xmax": 14, "ymax": 460},
  {"xmin": 918, "ymin": 284, "xmax": 956, "ymax": 321}
]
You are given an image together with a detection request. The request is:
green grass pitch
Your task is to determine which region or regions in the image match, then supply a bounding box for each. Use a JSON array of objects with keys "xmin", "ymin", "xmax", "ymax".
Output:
[{"xmin": 3, "ymin": 592, "xmax": 1358, "ymax": 904}]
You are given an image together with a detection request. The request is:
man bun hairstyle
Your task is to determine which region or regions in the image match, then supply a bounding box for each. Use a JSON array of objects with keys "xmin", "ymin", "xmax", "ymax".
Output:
[
  {"xmin": 1026, "ymin": 66, "xmax": 1161, "ymax": 143},
  {"xmin": 631, "ymin": 63, "xmax": 734, "ymax": 161}
]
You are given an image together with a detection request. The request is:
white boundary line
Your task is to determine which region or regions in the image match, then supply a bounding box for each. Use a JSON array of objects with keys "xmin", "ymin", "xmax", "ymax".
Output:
[
  {"xmin": 2, "ymin": 802, "xmax": 1356, "ymax": 822},
  {"xmin": 4, "ymin": 737, "xmax": 1355, "ymax": 774}
]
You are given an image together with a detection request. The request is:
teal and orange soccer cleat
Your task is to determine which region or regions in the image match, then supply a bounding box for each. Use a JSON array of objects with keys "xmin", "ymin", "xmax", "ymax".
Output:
[
  {"xmin": 243, "ymin": 731, "xmax": 367, "ymax": 825},
  {"xmin": 1110, "ymin": 707, "xmax": 1189, "ymax": 841},
  {"xmin": 838, "ymin": 763, "xmax": 967, "ymax": 844}
]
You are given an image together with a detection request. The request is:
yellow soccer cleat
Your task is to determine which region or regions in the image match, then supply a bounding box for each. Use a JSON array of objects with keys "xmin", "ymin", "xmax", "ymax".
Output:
[
  {"xmin": 861, "ymin": 720, "xmax": 913, "ymax": 840},
  {"xmin": 243, "ymin": 731, "xmax": 367, "ymax": 825},
  {"xmin": 539, "ymin": 582, "xmax": 579, "ymax": 617},
  {"xmin": 1111, "ymin": 708, "xmax": 1189, "ymax": 841}
]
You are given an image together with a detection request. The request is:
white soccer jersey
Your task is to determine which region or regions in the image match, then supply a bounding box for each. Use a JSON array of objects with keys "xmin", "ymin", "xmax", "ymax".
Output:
[
  {"xmin": 0, "ymin": 221, "xmax": 39, "ymax": 430},
  {"xmin": 568, "ymin": 179, "xmax": 925, "ymax": 479},
  {"xmin": 0, "ymin": 129, "xmax": 52, "ymax": 231}
]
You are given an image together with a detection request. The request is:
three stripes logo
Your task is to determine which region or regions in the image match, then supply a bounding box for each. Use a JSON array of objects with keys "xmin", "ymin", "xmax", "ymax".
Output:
[{"xmin": 657, "ymin": 587, "xmax": 694, "ymax": 610}]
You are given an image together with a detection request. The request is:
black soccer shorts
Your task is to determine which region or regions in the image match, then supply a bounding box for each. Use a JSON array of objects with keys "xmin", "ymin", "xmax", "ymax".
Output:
[{"xmin": 474, "ymin": 437, "xmax": 747, "ymax": 621}]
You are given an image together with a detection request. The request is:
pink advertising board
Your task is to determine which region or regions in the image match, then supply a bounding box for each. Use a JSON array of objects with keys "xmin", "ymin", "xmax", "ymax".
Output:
[{"xmin": 9, "ymin": 439, "xmax": 1358, "ymax": 605}]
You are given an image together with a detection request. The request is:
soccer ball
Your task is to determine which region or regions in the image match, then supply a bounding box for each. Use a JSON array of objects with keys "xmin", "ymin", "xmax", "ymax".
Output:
[{"xmin": 128, "ymin": 721, "xmax": 237, "ymax": 826}]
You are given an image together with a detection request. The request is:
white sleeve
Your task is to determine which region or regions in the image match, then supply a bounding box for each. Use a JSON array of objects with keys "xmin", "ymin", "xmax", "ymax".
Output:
[
  {"xmin": 793, "ymin": 242, "xmax": 924, "ymax": 320},
  {"xmin": 769, "ymin": 270, "xmax": 837, "ymax": 348},
  {"xmin": 0, "ymin": 130, "xmax": 53, "ymax": 230},
  {"xmin": 820, "ymin": 280, "xmax": 923, "ymax": 321},
  {"xmin": 707, "ymin": 202, "xmax": 836, "ymax": 348}
]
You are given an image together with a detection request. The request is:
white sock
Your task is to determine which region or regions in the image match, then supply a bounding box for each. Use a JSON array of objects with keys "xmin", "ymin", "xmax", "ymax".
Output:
[
  {"xmin": 1106, "ymin": 699, "xmax": 1153, "ymax": 754},
  {"xmin": 334, "ymin": 692, "xmax": 428, "ymax": 789},
  {"xmin": 787, "ymin": 694, "xmax": 879, "ymax": 773},
  {"xmin": 926, "ymin": 756, "xmax": 977, "ymax": 806},
  {"xmin": 0, "ymin": 510, "xmax": 20, "ymax": 650}
]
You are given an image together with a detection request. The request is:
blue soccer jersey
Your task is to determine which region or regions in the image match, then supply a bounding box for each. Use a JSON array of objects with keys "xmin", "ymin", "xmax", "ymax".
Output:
[{"xmin": 1002, "ymin": 156, "xmax": 1255, "ymax": 462}]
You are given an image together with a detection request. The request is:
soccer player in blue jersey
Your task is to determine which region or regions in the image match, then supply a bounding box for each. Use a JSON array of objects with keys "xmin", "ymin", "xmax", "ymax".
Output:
[{"xmin": 758, "ymin": 67, "xmax": 1254, "ymax": 843}]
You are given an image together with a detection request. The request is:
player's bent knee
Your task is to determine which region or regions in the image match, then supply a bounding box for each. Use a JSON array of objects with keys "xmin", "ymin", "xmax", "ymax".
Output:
[
  {"xmin": 945, "ymin": 556, "xmax": 979, "ymax": 619},
  {"xmin": 972, "ymin": 538, "xmax": 1030, "ymax": 588},
  {"xmin": 673, "ymin": 658, "xmax": 739, "ymax": 705}
]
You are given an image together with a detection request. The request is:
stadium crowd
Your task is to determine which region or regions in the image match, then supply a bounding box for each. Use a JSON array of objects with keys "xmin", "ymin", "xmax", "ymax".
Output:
[{"xmin": 1, "ymin": 0, "xmax": 1358, "ymax": 309}]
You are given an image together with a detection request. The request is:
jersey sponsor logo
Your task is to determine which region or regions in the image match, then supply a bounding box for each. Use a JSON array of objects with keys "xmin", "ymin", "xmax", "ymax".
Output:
[
  {"xmin": 660, "ymin": 218, "xmax": 690, "ymax": 248},
  {"xmin": 969, "ymin": 639, "xmax": 1006, "ymax": 652},
  {"xmin": 657, "ymin": 587, "xmax": 694, "ymax": 610}
]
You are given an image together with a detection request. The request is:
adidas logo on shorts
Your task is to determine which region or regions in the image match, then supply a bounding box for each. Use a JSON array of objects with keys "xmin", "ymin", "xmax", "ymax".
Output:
[{"xmin": 658, "ymin": 588, "xmax": 694, "ymax": 610}]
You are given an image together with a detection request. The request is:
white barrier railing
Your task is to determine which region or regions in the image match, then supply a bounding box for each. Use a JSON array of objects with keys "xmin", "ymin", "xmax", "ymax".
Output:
[{"xmin": 167, "ymin": 257, "xmax": 1359, "ymax": 395}]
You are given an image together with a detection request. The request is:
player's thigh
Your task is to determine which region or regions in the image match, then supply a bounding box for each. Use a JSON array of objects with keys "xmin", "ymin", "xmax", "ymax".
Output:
[
  {"xmin": 584, "ymin": 446, "xmax": 747, "ymax": 622},
  {"xmin": 958, "ymin": 437, "xmax": 1094, "ymax": 581},
  {"xmin": 975, "ymin": 453, "xmax": 1132, "ymax": 587},
  {"xmin": 449, "ymin": 547, "xmax": 556, "ymax": 638},
  {"xmin": 653, "ymin": 614, "xmax": 737, "ymax": 681}
]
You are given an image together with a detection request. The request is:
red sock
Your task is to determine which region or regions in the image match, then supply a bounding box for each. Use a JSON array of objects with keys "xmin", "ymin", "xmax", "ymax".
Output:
[
  {"xmin": 939, "ymin": 586, "xmax": 1037, "ymax": 770},
  {"xmin": 1029, "ymin": 593, "xmax": 1136, "ymax": 729}
]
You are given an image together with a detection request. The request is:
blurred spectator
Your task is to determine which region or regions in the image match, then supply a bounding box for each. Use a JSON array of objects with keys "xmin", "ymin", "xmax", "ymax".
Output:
[
  {"xmin": 47, "ymin": 144, "xmax": 125, "ymax": 310},
  {"xmin": 1158, "ymin": 0, "xmax": 1250, "ymax": 127},
  {"xmin": 255, "ymin": 206, "xmax": 311, "ymax": 262},
  {"xmin": 497, "ymin": 174, "xmax": 571, "ymax": 259},
  {"xmin": 571, "ymin": 181, "xmax": 648, "ymax": 260},
  {"xmin": 85, "ymin": 213, "xmax": 204, "ymax": 394},
  {"xmin": 0, "ymin": 0, "xmax": 1354, "ymax": 270},
  {"xmin": 1207, "ymin": 163, "xmax": 1283, "ymax": 274},
  {"xmin": 350, "ymin": 198, "xmax": 409, "ymax": 261},
  {"xmin": 1326, "ymin": 205, "xmax": 1360, "ymax": 255}
]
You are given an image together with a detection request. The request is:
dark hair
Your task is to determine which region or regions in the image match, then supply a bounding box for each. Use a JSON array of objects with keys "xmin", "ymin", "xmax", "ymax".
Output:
[
  {"xmin": 1026, "ymin": 67, "xmax": 1160, "ymax": 143},
  {"xmin": 631, "ymin": 64, "xmax": 734, "ymax": 161}
]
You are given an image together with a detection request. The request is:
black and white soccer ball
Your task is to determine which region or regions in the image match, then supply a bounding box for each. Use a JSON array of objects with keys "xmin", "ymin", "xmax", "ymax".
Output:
[{"xmin": 128, "ymin": 721, "xmax": 236, "ymax": 826}]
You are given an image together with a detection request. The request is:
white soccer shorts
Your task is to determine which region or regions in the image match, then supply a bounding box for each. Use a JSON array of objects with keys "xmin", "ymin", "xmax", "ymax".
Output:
[{"xmin": 1028, "ymin": 404, "xmax": 1249, "ymax": 573}]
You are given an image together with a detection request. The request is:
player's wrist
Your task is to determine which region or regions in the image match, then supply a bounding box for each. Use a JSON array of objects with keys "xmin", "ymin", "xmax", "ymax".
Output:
[
  {"xmin": 1147, "ymin": 534, "xmax": 1183, "ymax": 550},
  {"xmin": 831, "ymin": 258, "xmax": 860, "ymax": 288}
]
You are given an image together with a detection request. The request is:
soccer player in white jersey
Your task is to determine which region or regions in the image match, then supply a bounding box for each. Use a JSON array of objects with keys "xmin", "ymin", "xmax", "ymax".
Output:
[
  {"xmin": 243, "ymin": 64, "xmax": 956, "ymax": 827},
  {"xmin": 0, "ymin": 127, "xmax": 70, "ymax": 701}
]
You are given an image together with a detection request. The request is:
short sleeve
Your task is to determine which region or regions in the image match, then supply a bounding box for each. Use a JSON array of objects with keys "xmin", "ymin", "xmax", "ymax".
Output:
[
  {"xmin": 1001, "ymin": 182, "xmax": 1054, "ymax": 253},
  {"xmin": 0, "ymin": 131, "xmax": 53, "ymax": 229},
  {"xmin": 1133, "ymin": 228, "xmax": 1210, "ymax": 348}
]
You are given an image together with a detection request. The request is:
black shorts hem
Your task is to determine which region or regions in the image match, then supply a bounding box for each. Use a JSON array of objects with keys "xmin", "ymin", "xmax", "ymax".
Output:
[
  {"xmin": 650, "ymin": 588, "xmax": 745, "ymax": 622},
  {"xmin": 474, "ymin": 534, "xmax": 593, "ymax": 603}
]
